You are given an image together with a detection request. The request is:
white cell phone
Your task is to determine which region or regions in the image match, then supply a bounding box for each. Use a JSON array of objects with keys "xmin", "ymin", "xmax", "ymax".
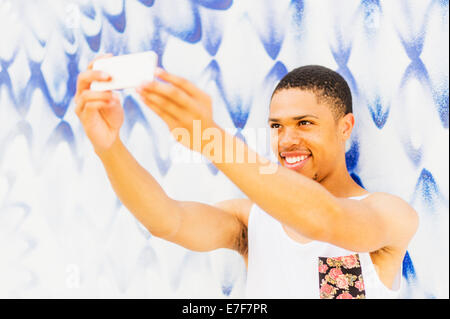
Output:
[{"xmin": 90, "ymin": 51, "xmax": 158, "ymax": 91}]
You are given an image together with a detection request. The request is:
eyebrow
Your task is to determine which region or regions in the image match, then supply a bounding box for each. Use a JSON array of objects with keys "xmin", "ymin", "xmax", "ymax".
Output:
[{"xmin": 268, "ymin": 114, "xmax": 319, "ymax": 123}]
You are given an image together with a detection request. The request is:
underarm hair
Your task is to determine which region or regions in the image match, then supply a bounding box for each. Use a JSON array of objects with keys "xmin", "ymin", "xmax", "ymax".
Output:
[{"xmin": 234, "ymin": 218, "xmax": 248, "ymax": 257}]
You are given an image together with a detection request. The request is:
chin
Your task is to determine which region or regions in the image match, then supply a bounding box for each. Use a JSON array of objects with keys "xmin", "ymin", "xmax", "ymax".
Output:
[{"xmin": 282, "ymin": 162, "xmax": 317, "ymax": 180}]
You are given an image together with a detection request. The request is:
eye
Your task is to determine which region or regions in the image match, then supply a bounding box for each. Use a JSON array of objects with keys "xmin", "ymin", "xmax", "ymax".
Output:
[
  {"xmin": 270, "ymin": 123, "xmax": 281, "ymax": 129},
  {"xmin": 298, "ymin": 120, "xmax": 312, "ymax": 126}
]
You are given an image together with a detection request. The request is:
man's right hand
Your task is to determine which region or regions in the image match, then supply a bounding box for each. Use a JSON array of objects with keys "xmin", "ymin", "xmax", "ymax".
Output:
[{"xmin": 75, "ymin": 54, "xmax": 124, "ymax": 154}]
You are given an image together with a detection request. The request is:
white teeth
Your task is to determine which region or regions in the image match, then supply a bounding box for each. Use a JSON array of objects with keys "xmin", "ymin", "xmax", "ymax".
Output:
[
  {"xmin": 285, "ymin": 155, "xmax": 308, "ymax": 164},
  {"xmin": 285, "ymin": 157, "xmax": 296, "ymax": 163}
]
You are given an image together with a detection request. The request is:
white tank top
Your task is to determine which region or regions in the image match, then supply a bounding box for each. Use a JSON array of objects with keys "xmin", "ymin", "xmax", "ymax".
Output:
[{"xmin": 245, "ymin": 194, "xmax": 402, "ymax": 299}]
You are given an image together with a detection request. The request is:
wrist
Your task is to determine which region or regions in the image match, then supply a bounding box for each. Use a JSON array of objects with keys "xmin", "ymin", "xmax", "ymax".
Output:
[{"xmin": 94, "ymin": 137, "xmax": 123, "ymax": 160}]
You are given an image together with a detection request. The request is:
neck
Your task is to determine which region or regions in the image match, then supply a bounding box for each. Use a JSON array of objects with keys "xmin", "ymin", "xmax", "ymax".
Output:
[{"xmin": 318, "ymin": 157, "xmax": 367, "ymax": 198}]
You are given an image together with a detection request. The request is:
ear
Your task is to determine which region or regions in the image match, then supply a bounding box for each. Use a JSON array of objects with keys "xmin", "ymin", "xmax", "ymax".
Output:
[{"xmin": 338, "ymin": 113, "xmax": 354, "ymax": 141}]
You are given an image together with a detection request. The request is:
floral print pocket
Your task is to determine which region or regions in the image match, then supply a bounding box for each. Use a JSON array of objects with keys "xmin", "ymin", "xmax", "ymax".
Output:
[{"xmin": 318, "ymin": 254, "xmax": 366, "ymax": 299}]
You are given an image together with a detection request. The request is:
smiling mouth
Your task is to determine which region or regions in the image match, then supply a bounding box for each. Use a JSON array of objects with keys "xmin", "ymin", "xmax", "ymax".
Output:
[{"xmin": 280, "ymin": 152, "xmax": 311, "ymax": 170}]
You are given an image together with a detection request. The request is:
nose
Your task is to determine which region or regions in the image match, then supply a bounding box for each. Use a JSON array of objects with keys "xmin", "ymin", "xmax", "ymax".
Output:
[{"xmin": 278, "ymin": 126, "xmax": 302, "ymax": 150}]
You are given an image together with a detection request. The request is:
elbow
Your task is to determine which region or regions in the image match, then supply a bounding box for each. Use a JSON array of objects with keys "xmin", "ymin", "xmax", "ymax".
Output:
[
  {"xmin": 149, "ymin": 222, "xmax": 181, "ymax": 241},
  {"xmin": 146, "ymin": 199, "xmax": 183, "ymax": 240}
]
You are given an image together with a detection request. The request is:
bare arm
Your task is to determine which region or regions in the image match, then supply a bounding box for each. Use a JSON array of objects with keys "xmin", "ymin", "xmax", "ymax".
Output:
[
  {"xmin": 97, "ymin": 139, "xmax": 250, "ymax": 253},
  {"xmin": 75, "ymin": 56, "xmax": 250, "ymax": 255},
  {"xmin": 96, "ymin": 138, "xmax": 181, "ymax": 239},
  {"xmin": 135, "ymin": 69, "xmax": 419, "ymax": 254},
  {"xmin": 170, "ymin": 199, "xmax": 251, "ymax": 254},
  {"xmin": 208, "ymin": 133, "xmax": 419, "ymax": 253}
]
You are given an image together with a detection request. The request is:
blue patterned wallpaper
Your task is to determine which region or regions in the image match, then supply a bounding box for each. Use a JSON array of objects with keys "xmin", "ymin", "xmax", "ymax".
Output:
[{"xmin": 0, "ymin": 0, "xmax": 448, "ymax": 298}]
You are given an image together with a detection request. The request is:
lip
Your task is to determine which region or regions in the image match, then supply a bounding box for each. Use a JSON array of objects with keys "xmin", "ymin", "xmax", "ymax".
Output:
[
  {"xmin": 281, "ymin": 152, "xmax": 311, "ymax": 170},
  {"xmin": 280, "ymin": 151, "xmax": 311, "ymax": 157}
]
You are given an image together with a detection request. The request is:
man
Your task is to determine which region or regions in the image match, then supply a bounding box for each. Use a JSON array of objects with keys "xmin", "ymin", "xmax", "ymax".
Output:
[{"xmin": 75, "ymin": 57, "xmax": 418, "ymax": 299}]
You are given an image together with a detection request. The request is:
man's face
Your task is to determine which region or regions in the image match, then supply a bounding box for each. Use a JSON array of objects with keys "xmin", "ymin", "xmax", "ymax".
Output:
[{"xmin": 269, "ymin": 89, "xmax": 352, "ymax": 181}]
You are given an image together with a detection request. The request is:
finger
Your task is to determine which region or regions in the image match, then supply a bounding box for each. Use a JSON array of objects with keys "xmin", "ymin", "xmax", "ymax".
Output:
[
  {"xmin": 99, "ymin": 98, "xmax": 123, "ymax": 129},
  {"xmin": 76, "ymin": 90, "xmax": 114, "ymax": 104},
  {"xmin": 78, "ymin": 99, "xmax": 116, "ymax": 119},
  {"xmin": 79, "ymin": 100, "xmax": 109, "ymax": 122},
  {"xmin": 140, "ymin": 95, "xmax": 179, "ymax": 129},
  {"xmin": 139, "ymin": 90, "xmax": 189, "ymax": 120},
  {"xmin": 88, "ymin": 53, "xmax": 114, "ymax": 70},
  {"xmin": 154, "ymin": 68, "xmax": 205, "ymax": 99},
  {"xmin": 139, "ymin": 80, "xmax": 198, "ymax": 113},
  {"xmin": 139, "ymin": 92, "xmax": 179, "ymax": 121},
  {"xmin": 75, "ymin": 90, "xmax": 114, "ymax": 115},
  {"xmin": 83, "ymin": 100, "xmax": 112, "ymax": 112},
  {"xmin": 76, "ymin": 70, "xmax": 112, "ymax": 93}
]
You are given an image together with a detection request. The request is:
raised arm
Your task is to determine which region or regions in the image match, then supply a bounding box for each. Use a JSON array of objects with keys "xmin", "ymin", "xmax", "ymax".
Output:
[
  {"xmin": 136, "ymin": 68, "xmax": 419, "ymax": 254},
  {"xmin": 97, "ymin": 139, "xmax": 251, "ymax": 254},
  {"xmin": 75, "ymin": 56, "xmax": 250, "ymax": 255}
]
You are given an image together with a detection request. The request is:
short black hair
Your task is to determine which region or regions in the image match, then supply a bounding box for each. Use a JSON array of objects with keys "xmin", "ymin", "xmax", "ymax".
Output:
[{"xmin": 272, "ymin": 65, "xmax": 353, "ymax": 119}]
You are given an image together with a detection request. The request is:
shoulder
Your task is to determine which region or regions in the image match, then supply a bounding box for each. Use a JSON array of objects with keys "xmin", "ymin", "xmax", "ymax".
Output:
[
  {"xmin": 363, "ymin": 192, "xmax": 418, "ymax": 222},
  {"xmin": 214, "ymin": 198, "xmax": 254, "ymax": 227},
  {"xmin": 364, "ymin": 192, "xmax": 419, "ymax": 245}
]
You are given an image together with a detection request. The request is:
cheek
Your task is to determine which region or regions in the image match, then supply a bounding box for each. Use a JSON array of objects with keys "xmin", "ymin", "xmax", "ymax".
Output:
[
  {"xmin": 304, "ymin": 132, "xmax": 330, "ymax": 164},
  {"xmin": 314, "ymin": 127, "xmax": 337, "ymax": 148},
  {"xmin": 314, "ymin": 134, "xmax": 340, "ymax": 165}
]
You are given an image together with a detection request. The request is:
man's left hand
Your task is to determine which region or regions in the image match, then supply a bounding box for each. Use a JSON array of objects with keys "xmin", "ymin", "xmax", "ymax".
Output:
[{"xmin": 137, "ymin": 68, "xmax": 218, "ymax": 152}]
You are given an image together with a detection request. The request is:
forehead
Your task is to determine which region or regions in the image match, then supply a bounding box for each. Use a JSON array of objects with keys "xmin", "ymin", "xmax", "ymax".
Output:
[{"xmin": 269, "ymin": 89, "xmax": 333, "ymax": 121}]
